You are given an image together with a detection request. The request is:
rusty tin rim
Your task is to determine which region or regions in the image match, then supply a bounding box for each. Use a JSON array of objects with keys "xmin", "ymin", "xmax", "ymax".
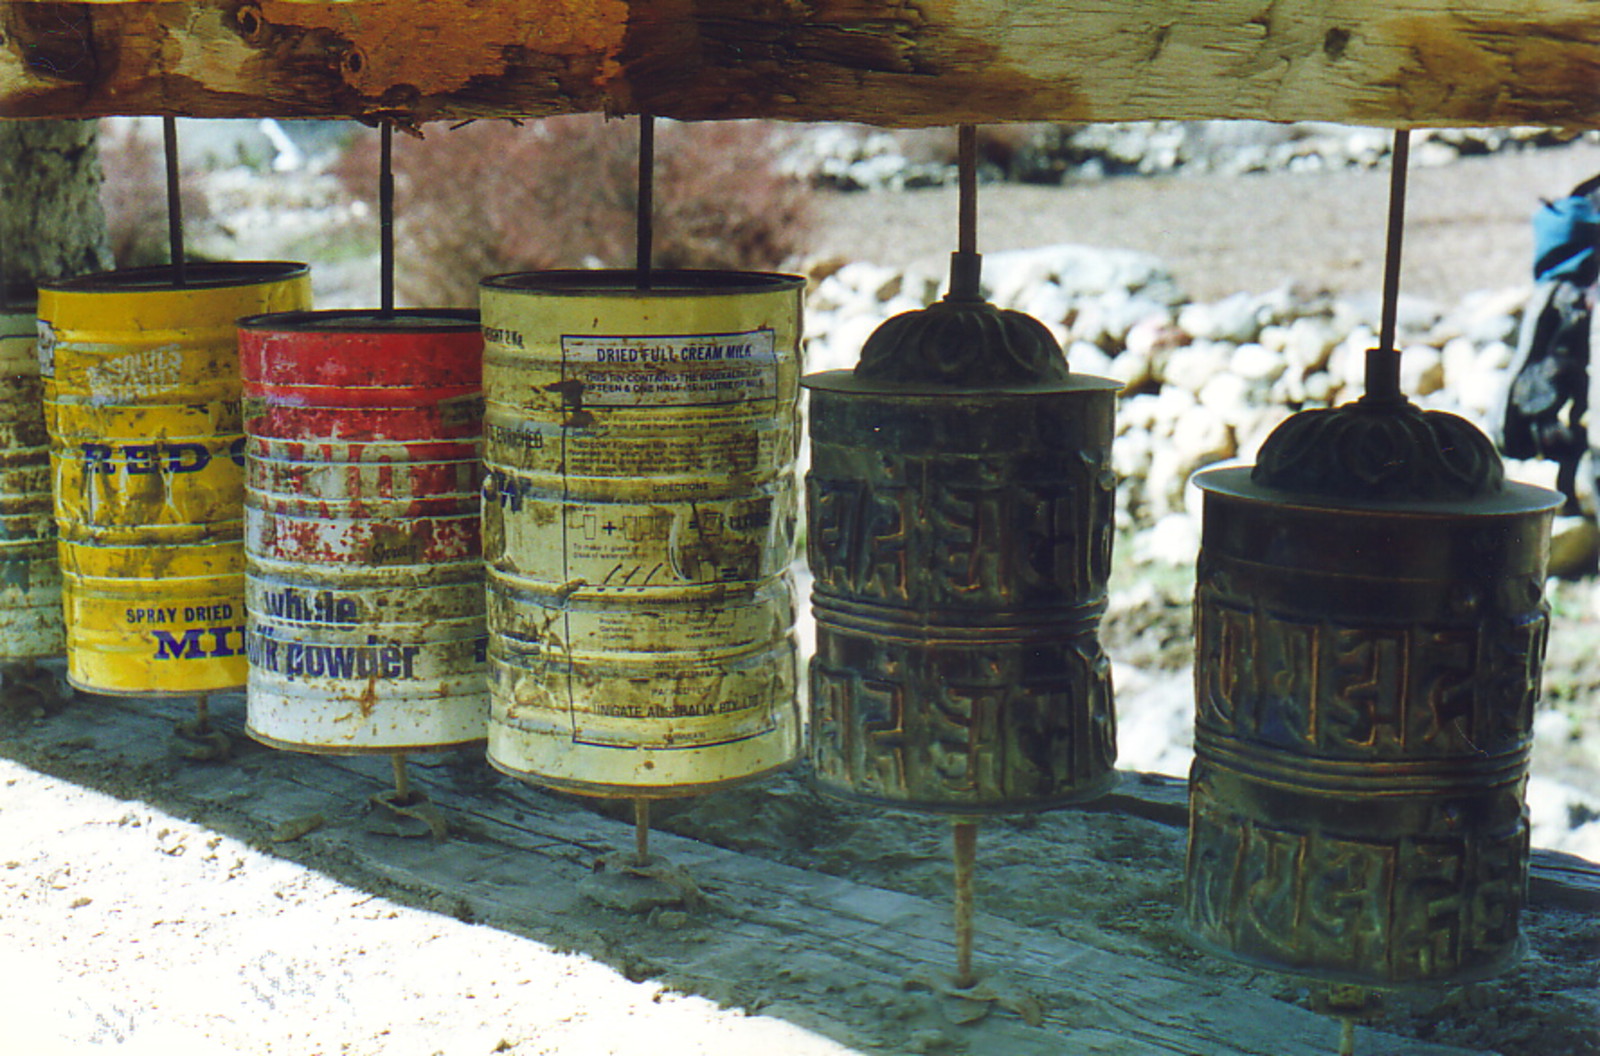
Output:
[
  {"xmin": 480, "ymin": 268, "xmax": 804, "ymax": 297},
  {"xmin": 487, "ymin": 754, "xmax": 798, "ymax": 800},
  {"xmin": 237, "ymin": 308, "xmax": 480, "ymax": 332},
  {"xmin": 39, "ymin": 261, "xmax": 310, "ymax": 293},
  {"xmin": 247, "ymin": 726, "xmax": 488, "ymax": 758}
]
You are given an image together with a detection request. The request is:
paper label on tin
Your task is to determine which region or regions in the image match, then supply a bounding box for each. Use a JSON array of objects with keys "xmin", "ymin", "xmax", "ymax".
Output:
[
  {"xmin": 35, "ymin": 320, "xmax": 55, "ymax": 378},
  {"xmin": 559, "ymin": 330, "xmax": 777, "ymax": 408}
]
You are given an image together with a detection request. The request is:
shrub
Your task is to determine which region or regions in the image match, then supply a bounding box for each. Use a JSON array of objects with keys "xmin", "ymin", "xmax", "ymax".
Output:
[
  {"xmin": 337, "ymin": 116, "xmax": 815, "ymax": 307},
  {"xmin": 98, "ymin": 121, "xmax": 212, "ymax": 269}
]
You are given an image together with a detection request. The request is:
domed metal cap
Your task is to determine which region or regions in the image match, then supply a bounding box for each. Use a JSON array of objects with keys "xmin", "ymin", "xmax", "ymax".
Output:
[
  {"xmin": 853, "ymin": 252, "xmax": 1070, "ymax": 387},
  {"xmin": 1252, "ymin": 382, "xmax": 1504, "ymax": 503}
]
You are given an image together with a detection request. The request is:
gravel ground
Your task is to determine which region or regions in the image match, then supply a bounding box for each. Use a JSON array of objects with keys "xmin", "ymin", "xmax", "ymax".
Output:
[{"xmin": 810, "ymin": 138, "xmax": 1600, "ymax": 305}]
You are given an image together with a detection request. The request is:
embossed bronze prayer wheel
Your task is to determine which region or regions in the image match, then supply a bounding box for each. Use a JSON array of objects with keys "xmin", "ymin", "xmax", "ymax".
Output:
[
  {"xmin": 1185, "ymin": 374, "xmax": 1560, "ymax": 987},
  {"xmin": 805, "ymin": 256, "xmax": 1121, "ymax": 813}
]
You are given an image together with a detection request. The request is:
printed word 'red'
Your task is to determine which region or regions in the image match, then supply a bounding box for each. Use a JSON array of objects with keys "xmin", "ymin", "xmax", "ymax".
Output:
[{"xmin": 81, "ymin": 440, "xmax": 246, "ymax": 474}]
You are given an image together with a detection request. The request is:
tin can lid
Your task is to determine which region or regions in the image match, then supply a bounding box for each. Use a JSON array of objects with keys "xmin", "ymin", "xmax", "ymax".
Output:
[
  {"xmin": 480, "ymin": 268, "xmax": 804, "ymax": 297},
  {"xmin": 237, "ymin": 308, "xmax": 479, "ymax": 333},
  {"xmin": 39, "ymin": 261, "xmax": 310, "ymax": 293}
]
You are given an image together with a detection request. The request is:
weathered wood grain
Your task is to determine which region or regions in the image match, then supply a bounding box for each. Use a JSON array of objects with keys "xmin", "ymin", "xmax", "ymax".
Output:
[
  {"xmin": 0, "ymin": 685, "xmax": 1500, "ymax": 1055},
  {"xmin": 1, "ymin": 1, "xmax": 1597, "ymax": 127}
]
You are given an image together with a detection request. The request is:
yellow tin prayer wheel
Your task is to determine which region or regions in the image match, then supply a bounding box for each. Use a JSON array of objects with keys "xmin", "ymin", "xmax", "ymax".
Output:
[
  {"xmin": 479, "ymin": 269, "xmax": 803, "ymax": 797},
  {"xmin": 0, "ymin": 302, "xmax": 64, "ymax": 664},
  {"xmin": 37, "ymin": 262, "xmax": 311, "ymax": 696}
]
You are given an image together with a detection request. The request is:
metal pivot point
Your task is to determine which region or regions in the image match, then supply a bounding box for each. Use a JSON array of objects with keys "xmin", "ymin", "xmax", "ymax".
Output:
[
  {"xmin": 370, "ymin": 750, "xmax": 449, "ymax": 840},
  {"xmin": 636, "ymin": 115, "xmax": 655, "ymax": 291},
  {"xmin": 952, "ymin": 819, "xmax": 979, "ymax": 988},
  {"xmin": 175, "ymin": 692, "xmax": 231, "ymax": 760},
  {"xmin": 392, "ymin": 751, "xmax": 411, "ymax": 801},
  {"xmin": 379, "ymin": 122, "xmax": 395, "ymax": 316},
  {"xmin": 163, "ymin": 116, "xmax": 186, "ymax": 287},
  {"xmin": 634, "ymin": 797, "xmax": 651, "ymax": 865}
]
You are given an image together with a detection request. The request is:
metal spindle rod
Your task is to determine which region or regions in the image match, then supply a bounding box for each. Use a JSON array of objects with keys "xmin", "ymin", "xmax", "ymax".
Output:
[
  {"xmin": 193, "ymin": 693, "xmax": 210, "ymax": 733},
  {"xmin": 952, "ymin": 819, "xmax": 979, "ymax": 988},
  {"xmin": 392, "ymin": 751, "xmax": 411, "ymax": 801},
  {"xmin": 958, "ymin": 125, "xmax": 977, "ymax": 258},
  {"xmin": 950, "ymin": 125, "xmax": 982, "ymax": 301},
  {"xmin": 379, "ymin": 123, "xmax": 395, "ymax": 316},
  {"xmin": 634, "ymin": 797, "xmax": 651, "ymax": 865},
  {"xmin": 1339, "ymin": 1018, "xmax": 1357, "ymax": 1056},
  {"xmin": 636, "ymin": 115, "xmax": 655, "ymax": 291},
  {"xmin": 0, "ymin": 158, "xmax": 11, "ymax": 306},
  {"xmin": 163, "ymin": 117, "xmax": 187, "ymax": 287},
  {"xmin": 1367, "ymin": 129, "xmax": 1412, "ymax": 402}
]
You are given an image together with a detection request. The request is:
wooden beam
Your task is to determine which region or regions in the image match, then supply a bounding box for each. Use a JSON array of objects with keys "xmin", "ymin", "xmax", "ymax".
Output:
[{"xmin": 1, "ymin": 1, "xmax": 1598, "ymax": 128}]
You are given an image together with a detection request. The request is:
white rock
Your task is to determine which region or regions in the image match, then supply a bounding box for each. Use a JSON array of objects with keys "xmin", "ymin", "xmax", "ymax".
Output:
[
  {"xmin": 1169, "ymin": 403, "xmax": 1236, "ymax": 468},
  {"xmin": 1269, "ymin": 370, "xmax": 1306, "ymax": 407},
  {"xmin": 1235, "ymin": 410, "xmax": 1293, "ymax": 463},
  {"xmin": 1161, "ymin": 340, "xmax": 1233, "ymax": 394},
  {"xmin": 1117, "ymin": 392, "xmax": 1167, "ymax": 435},
  {"xmin": 1302, "ymin": 371, "xmax": 1340, "ymax": 405},
  {"xmin": 1549, "ymin": 517, "xmax": 1600, "ymax": 578},
  {"xmin": 1228, "ymin": 342, "xmax": 1285, "ymax": 386},
  {"xmin": 1400, "ymin": 343, "xmax": 1445, "ymax": 397},
  {"xmin": 1106, "ymin": 343, "xmax": 1158, "ymax": 391},
  {"xmin": 1326, "ymin": 334, "xmax": 1373, "ymax": 392},
  {"xmin": 1433, "ymin": 286, "xmax": 1527, "ymax": 346},
  {"xmin": 982, "ymin": 244, "xmax": 1183, "ymax": 309},
  {"xmin": 1066, "ymin": 341, "xmax": 1116, "ymax": 379},
  {"xmin": 828, "ymin": 261, "xmax": 901, "ymax": 304},
  {"xmin": 1197, "ymin": 372, "xmax": 1253, "ymax": 421},
  {"xmin": 1280, "ymin": 315, "xmax": 1342, "ymax": 373},
  {"xmin": 809, "ymin": 312, "xmax": 882, "ymax": 373},
  {"xmin": 1526, "ymin": 774, "xmax": 1600, "ymax": 857},
  {"xmin": 1147, "ymin": 386, "xmax": 1199, "ymax": 437},
  {"xmin": 1179, "ymin": 292, "xmax": 1262, "ymax": 344},
  {"xmin": 1124, "ymin": 313, "xmax": 1188, "ymax": 359},
  {"xmin": 1134, "ymin": 512, "xmax": 1202, "ymax": 568},
  {"xmin": 1441, "ymin": 336, "xmax": 1509, "ymax": 419}
]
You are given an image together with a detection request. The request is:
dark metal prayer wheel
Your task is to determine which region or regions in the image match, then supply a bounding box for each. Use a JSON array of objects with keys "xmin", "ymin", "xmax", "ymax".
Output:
[
  {"xmin": 1185, "ymin": 384, "xmax": 1561, "ymax": 986},
  {"xmin": 804, "ymin": 269, "xmax": 1121, "ymax": 813}
]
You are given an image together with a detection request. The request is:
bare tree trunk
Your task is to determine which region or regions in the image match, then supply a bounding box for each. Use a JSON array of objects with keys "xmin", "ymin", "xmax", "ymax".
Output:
[{"xmin": 1, "ymin": 120, "xmax": 112, "ymax": 299}]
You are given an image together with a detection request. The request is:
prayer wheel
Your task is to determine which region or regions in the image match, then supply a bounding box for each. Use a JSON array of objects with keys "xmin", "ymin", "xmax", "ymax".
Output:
[
  {"xmin": 0, "ymin": 302, "xmax": 64, "ymax": 663},
  {"xmin": 37, "ymin": 263, "xmax": 310, "ymax": 696},
  {"xmin": 1185, "ymin": 387, "xmax": 1560, "ymax": 986},
  {"xmin": 804, "ymin": 272, "xmax": 1121, "ymax": 812},
  {"xmin": 479, "ymin": 270, "xmax": 803, "ymax": 796},
  {"xmin": 238, "ymin": 310, "xmax": 488, "ymax": 753}
]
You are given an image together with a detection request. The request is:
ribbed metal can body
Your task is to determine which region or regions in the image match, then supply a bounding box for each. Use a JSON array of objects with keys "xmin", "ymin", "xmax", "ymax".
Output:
[
  {"xmin": 0, "ymin": 305, "xmax": 64, "ymax": 663},
  {"xmin": 37, "ymin": 263, "xmax": 311, "ymax": 695},
  {"xmin": 804, "ymin": 374, "xmax": 1122, "ymax": 812},
  {"xmin": 239, "ymin": 310, "xmax": 487, "ymax": 754},
  {"xmin": 480, "ymin": 270, "xmax": 803, "ymax": 796},
  {"xmin": 1185, "ymin": 467, "xmax": 1559, "ymax": 986}
]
